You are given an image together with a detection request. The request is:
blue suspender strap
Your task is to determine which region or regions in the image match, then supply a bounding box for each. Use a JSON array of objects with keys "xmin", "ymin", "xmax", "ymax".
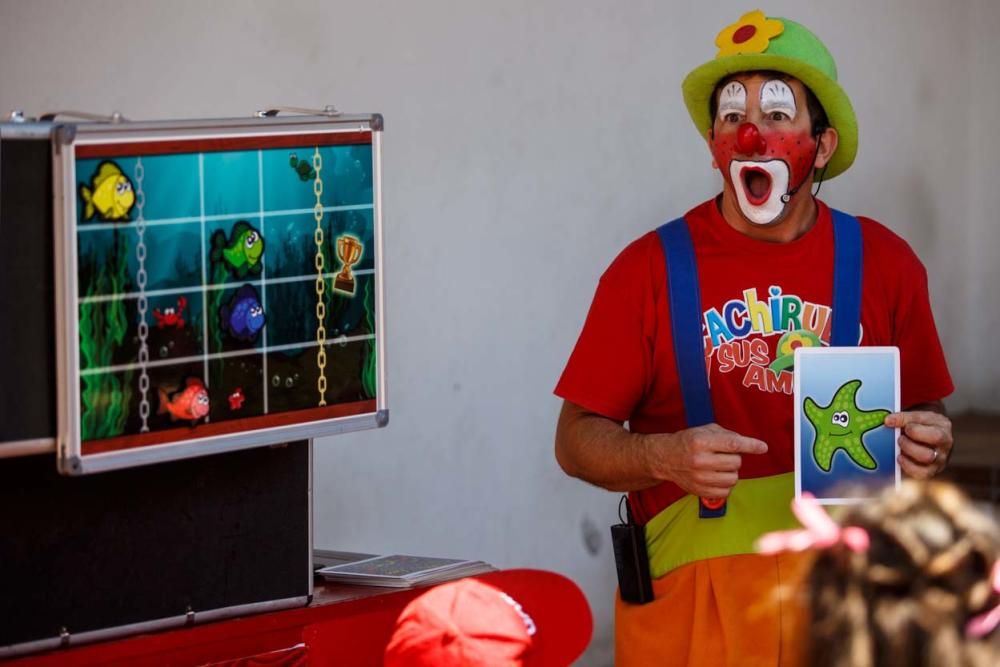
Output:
[
  {"xmin": 657, "ymin": 218, "xmax": 714, "ymax": 426},
  {"xmin": 829, "ymin": 209, "xmax": 863, "ymax": 346},
  {"xmin": 656, "ymin": 218, "xmax": 725, "ymax": 518},
  {"xmin": 652, "ymin": 209, "xmax": 862, "ymax": 520}
]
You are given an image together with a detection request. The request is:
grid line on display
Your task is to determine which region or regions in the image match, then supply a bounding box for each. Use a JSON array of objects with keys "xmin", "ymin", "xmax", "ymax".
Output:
[
  {"xmin": 75, "ymin": 204, "xmax": 373, "ymax": 232},
  {"xmin": 259, "ymin": 150, "xmax": 269, "ymax": 415},
  {"xmin": 78, "ymin": 334, "xmax": 375, "ymax": 377},
  {"xmin": 199, "ymin": 154, "xmax": 209, "ymax": 414},
  {"xmin": 78, "ymin": 270, "xmax": 375, "ymax": 304}
]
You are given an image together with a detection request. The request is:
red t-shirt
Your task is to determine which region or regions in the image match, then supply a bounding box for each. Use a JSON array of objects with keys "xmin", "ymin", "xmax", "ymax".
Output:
[{"xmin": 555, "ymin": 198, "xmax": 954, "ymax": 524}]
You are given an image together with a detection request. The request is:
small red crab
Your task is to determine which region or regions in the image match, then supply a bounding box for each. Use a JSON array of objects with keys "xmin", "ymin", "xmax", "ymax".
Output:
[
  {"xmin": 228, "ymin": 387, "xmax": 246, "ymax": 411},
  {"xmin": 153, "ymin": 296, "xmax": 187, "ymax": 329}
]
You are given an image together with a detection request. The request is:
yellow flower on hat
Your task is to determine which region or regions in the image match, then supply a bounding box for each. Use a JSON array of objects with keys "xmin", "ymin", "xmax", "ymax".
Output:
[{"xmin": 715, "ymin": 10, "xmax": 784, "ymax": 58}]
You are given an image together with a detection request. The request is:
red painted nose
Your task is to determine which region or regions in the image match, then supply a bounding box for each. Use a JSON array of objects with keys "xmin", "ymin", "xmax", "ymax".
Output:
[{"xmin": 736, "ymin": 122, "xmax": 767, "ymax": 154}]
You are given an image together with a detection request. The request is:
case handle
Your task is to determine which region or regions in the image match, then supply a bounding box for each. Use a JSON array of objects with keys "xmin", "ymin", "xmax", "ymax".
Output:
[
  {"xmin": 254, "ymin": 105, "xmax": 340, "ymax": 118},
  {"xmin": 39, "ymin": 110, "xmax": 127, "ymax": 123}
]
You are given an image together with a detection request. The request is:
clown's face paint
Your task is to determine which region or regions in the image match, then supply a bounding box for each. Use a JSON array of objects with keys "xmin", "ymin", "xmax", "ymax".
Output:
[
  {"xmin": 728, "ymin": 159, "xmax": 789, "ymax": 224},
  {"xmin": 759, "ymin": 79, "xmax": 796, "ymax": 121},
  {"xmin": 717, "ymin": 81, "xmax": 747, "ymax": 121},
  {"xmin": 711, "ymin": 75, "xmax": 819, "ymax": 225}
]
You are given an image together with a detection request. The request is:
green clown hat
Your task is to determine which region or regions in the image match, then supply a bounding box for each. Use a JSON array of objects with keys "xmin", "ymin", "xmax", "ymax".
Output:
[{"xmin": 682, "ymin": 10, "xmax": 858, "ymax": 179}]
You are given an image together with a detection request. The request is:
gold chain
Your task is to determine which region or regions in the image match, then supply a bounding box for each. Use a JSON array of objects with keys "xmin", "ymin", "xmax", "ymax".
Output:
[
  {"xmin": 134, "ymin": 158, "xmax": 151, "ymax": 431},
  {"xmin": 313, "ymin": 147, "xmax": 327, "ymax": 406}
]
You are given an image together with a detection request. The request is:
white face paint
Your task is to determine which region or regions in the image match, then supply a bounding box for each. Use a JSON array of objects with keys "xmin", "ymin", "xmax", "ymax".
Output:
[
  {"xmin": 759, "ymin": 79, "xmax": 796, "ymax": 120},
  {"xmin": 717, "ymin": 81, "xmax": 747, "ymax": 121},
  {"xmin": 728, "ymin": 159, "xmax": 790, "ymax": 225}
]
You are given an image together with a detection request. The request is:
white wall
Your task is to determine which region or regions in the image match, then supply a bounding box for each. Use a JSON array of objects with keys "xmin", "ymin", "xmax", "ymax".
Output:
[
  {"xmin": 961, "ymin": 0, "xmax": 1000, "ymax": 407},
  {"xmin": 2, "ymin": 1, "xmax": 996, "ymax": 663}
]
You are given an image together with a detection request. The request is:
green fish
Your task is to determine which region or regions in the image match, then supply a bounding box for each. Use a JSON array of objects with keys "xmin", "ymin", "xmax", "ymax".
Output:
[
  {"xmin": 289, "ymin": 153, "xmax": 316, "ymax": 181},
  {"xmin": 79, "ymin": 161, "xmax": 135, "ymax": 221},
  {"xmin": 804, "ymin": 379, "xmax": 891, "ymax": 472},
  {"xmin": 210, "ymin": 221, "xmax": 265, "ymax": 278}
]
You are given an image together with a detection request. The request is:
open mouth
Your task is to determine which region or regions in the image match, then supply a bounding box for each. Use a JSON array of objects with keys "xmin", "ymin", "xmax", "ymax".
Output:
[{"xmin": 740, "ymin": 166, "xmax": 772, "ymax": 206}]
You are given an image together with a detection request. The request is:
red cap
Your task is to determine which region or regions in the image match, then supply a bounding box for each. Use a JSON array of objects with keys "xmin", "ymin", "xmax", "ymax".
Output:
[{"xmin": 383, "ymin": 569, "xmax": 593, "ymax": 667}]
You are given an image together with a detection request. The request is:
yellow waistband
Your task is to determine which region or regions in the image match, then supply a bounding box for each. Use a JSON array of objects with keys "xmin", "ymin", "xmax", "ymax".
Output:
[{"xmin": 645, "ymin": 473, "xmax": 799, "ymax": 579}]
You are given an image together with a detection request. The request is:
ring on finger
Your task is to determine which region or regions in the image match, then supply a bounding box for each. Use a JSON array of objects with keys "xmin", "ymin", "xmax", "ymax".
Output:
[{"xmin": 930, "ymin": 448, "xmax": 939, "ymax": 463}]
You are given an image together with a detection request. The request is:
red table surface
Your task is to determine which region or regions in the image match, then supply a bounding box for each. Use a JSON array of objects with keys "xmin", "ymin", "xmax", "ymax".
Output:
[{"xmin": 4, "ymin": 580, "xmax": 426, "ymax": 667}]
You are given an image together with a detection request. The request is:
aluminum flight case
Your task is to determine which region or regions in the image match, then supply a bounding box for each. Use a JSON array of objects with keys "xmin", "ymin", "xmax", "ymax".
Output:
[{"xmin": 0, "ymin": 112, "xmax": 384, "ymax": 657}]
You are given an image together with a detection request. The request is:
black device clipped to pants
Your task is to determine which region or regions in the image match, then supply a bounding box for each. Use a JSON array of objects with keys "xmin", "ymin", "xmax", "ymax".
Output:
[{"xmin": 611, "ymin": 495, "xmax": 654, "ymax": 604}]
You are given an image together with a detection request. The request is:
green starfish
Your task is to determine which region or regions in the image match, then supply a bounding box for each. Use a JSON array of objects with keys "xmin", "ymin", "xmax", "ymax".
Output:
[{"xmin": 804, "ymin": 379, "xmax": 890, "ymax": 472}]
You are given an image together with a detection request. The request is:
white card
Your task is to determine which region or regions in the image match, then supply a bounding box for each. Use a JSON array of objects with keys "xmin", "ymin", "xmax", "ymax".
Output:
[{"xmin": 794, "ymin": 346, "xmax": 900, "ymax": 504}]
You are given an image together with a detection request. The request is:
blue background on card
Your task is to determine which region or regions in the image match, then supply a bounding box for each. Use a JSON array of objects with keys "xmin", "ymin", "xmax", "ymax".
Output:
[{"xmin": 799, "ymin": 350, "xmax": 897, "ymax": 498}]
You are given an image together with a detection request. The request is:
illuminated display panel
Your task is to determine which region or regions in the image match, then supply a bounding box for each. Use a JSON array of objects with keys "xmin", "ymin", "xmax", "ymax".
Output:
[{"xmin": 54, "ymin": 117, "xmax": 386, "ymax": 474}]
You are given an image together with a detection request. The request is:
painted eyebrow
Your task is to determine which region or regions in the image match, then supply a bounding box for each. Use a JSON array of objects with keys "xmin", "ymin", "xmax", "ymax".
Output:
[
  {"xmin": 724, "ymin": 82, "xmax": 745, "ymax": 97},
  {"xmin": 759, "ymin": 80, "xmax": 796, "ymax": 114},
  {"xmin": 718, "ymin": 81, "xmax": 747, "ymax": 113}
]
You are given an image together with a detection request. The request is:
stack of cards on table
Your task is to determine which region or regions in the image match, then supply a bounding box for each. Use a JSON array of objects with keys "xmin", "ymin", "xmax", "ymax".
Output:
[{"xmin": 317, "ymin": 554, "xmax": 495, "ymax": 588}]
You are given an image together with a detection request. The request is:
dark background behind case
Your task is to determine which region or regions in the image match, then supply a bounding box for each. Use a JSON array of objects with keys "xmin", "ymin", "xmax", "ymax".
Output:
[
  {"xmin": 0, "ymin": 136, "xmax": 56, "ymax": 444},
  {"xmin": 0, "ymin": 132, "xmax": 310, "ymax": 650},
  {"xmin": 0, "ymin": 443, "xmax": 310, "ymax": 647}
]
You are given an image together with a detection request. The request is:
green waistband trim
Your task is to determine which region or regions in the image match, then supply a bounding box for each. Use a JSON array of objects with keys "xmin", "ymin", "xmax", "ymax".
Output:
[{"xmin": 645, "ymin": 473, "xmax": 799, "ymax": 579}]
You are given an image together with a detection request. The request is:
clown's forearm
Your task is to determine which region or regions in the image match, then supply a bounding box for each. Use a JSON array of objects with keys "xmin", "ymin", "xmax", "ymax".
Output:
[
  {"xmin": 554, "ymin": 400, "xmax": 767, "ymax": 498},
  {"xmin": 554, "ymin": 400, "xmax": 664, "ymax": 492}
]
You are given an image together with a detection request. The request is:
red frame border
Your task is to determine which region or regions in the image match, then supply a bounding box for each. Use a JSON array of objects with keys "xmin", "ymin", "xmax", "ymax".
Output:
[
  {"xmin": 81, "ymin": 400, "xmax": 377, "ymax": 456},
  {"xmin": 75, "ymin": 130, "xmax": 372, "ymax": 158}
]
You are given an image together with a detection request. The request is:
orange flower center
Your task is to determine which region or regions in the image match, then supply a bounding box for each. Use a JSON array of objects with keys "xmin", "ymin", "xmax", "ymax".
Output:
[
  {"xmin": 790, "ymin": 340, "xmax": 803, "ymax": 350},
  {"xmin": 733, "ymin": 25, "xmax": 757, "ymax": 44}
]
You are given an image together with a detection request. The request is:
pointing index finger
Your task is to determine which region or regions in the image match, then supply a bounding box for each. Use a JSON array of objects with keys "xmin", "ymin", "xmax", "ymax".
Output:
[{"xmin": 717, "ymin": 435, "xmax": 768, "ymax": 455}]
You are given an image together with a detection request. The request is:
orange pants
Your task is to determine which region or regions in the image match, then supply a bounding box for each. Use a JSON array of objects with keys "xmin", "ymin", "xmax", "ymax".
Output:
[{"xmin": 615, "ymin": 552, "xmax": 810, "ymax": 667}]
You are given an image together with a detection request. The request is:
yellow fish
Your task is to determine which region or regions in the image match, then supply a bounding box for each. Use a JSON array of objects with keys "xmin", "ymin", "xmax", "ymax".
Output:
[{"xmin": 80, "ymin": 161, "xmax": 135, "ymax": 221}]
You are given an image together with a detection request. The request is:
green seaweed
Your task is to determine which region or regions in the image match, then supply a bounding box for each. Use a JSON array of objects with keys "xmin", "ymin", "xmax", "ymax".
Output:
[
  {"xmin": 204, "ymin": 262, "xmax": 230, "ymax": 393},
  {"xmin": 361, "ymin": 277, "xmax": 377, "ymax": 399},
  {"xmin": 208, "ymin": 263, "xmax": 228, "ymax": 354},
  {"xmin": 79, "ymin": 230, "xmax": 134, "ymax": 440}
]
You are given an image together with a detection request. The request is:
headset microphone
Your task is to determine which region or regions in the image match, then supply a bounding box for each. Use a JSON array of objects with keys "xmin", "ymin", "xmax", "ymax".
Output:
[{"xmin": 781, "ymin": 136, "xmax": 825, "ymax": 203}]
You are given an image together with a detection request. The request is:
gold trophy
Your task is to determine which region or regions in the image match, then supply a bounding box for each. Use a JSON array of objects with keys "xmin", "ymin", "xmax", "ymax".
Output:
[{"xmin": 334, "ymin": 235, "xmax": 363, "ymax": 295}]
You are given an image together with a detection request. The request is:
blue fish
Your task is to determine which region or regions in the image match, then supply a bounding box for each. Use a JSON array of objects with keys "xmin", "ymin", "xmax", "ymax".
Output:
[{"xmin": 220, "ymin": 284, "xmax": 266, "ymax": 342}]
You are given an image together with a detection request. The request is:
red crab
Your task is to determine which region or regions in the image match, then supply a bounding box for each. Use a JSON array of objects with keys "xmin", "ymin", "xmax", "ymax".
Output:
[
  {"xmin": 153, "ymin": 296, "xmax": 187, "ymax": 329},
  {"xmin": 228, "ymin": 387, "xmax": 246, "ymax": 411}
]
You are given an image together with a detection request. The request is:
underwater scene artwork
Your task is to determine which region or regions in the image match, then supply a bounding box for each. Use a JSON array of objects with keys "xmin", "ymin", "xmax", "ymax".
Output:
[{"xmin": 73, "ymin": 135, "xmax": 378, "ymax": 455}]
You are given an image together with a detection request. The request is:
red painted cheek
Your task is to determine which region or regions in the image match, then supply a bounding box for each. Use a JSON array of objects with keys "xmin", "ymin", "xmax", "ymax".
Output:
[
  {"xmin": 759, "ymin": 129, "xmax": 818, "ymax": 182},
  {"xmin": 713, "ymin": 130, "xmax": 815, "ymax": 165},
  {"xmin": 711, "ymin": 128, "xmax": 818, "ymax": 195},
  {"xmin": 710, "ymin": 136, "xmax": 738, "ymax": 171}
]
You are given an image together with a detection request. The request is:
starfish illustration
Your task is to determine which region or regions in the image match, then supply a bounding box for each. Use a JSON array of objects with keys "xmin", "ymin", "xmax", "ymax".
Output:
[{"xmin": 804, "ymin": 379, "xmax": 890, "ymax": 472}]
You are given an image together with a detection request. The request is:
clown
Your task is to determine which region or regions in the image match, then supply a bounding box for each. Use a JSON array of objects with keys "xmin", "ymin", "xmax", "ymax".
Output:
[
  {"xmin": 555, "ymin": 10, "xmax": 955, "ymax": 666},
  {"xmin": 711, "ymin": 74, "xmax": 832, "ymax": 227}
]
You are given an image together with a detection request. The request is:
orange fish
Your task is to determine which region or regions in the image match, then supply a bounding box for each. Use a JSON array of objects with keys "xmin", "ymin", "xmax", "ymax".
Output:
[{"xmin": 158, "ymin": 377, "xmax": 210, "ymax": 422}]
